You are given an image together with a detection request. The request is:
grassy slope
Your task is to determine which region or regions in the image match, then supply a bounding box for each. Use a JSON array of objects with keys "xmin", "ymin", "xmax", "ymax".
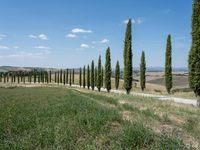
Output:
[{"xmin": 0, "ymin": 87, "xmax": 199, "ymax": 149}]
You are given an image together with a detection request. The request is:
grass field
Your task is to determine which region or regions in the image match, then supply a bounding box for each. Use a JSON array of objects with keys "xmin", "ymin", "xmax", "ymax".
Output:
[{"xmin": 0, "ymin": 86, "xmax": 199, "ymax": 149}]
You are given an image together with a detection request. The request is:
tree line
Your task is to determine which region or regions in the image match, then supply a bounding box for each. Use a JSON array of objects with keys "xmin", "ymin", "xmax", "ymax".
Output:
[{"xmin": 0, "ymin": 0, "xmax": 199, "ymax": 106}]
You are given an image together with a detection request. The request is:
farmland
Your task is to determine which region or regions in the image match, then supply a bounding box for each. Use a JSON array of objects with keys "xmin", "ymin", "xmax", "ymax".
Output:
[{"xmin": 0, "ymin": 86, "xmax": 199, "ymax": 149}]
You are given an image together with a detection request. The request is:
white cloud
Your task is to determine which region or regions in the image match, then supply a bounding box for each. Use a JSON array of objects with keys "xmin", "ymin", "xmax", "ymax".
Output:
[
  {"xmin": 66, "ymin": 34, "xmax": 77, "ymax": 38},
  {"xmin": 39, "ymin": 34, "xmax": 48, "ymax": 40},
  {"xmin": 123, "ymin": 18, "xmax": 144, "ymax": 25},
  {"xmin": 100, "ymin": 39, "xmax": 109, "ymax": 44},
  {"xmin": 28, "ymin": 34, "xmax": 48, "ymax": 40},
  {"xmin": 28, "ymin": 35, "xmax": 37, "ymax": 39},
  {"xmin": 81, "ymin": 44, "xmax": 90, "ymax": 48},
  {"xmin": 35, "ymin": 46, "xmax": 50, "ymax": 49},
  {"xmin": 72, "ymin": 28, "xmax": 92, "ymax": 33},
  {"xmin": 0, "ymin": 45, "xmax": 9, "ymax": 50},
  {"xmin": 0, "ymin": 34, "xmax": 7, "ymax": 40},
  {"xmin": 13, "ymin": 46, "xmax": 19, "ymax": 49},
  {"xmin": 0, "ymin": 50, "xmax": 51, "ymax": 59}
]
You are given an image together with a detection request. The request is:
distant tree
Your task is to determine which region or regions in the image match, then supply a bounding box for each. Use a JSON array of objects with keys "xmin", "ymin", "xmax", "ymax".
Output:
[
  {"xmin": 101, "ymin": 67, "xmax": 104, "ymax": 87},
  {"xmin": 87, "ymin": 65, "xmax": 90, "ymax": 89},
  {"xmin": 115, "ymin": 61, "xmax": 120, "ymax": 90},
  {"xmin": 66, "ymin": 69, "xmax": 68, "ymax": 84},
  {"xmin": 64, "ymin": 71, "xmax": 66, "ymax": 85},
  {"xmin": 165, "ymin": 35, "xmax": 173, "ymax": 94},
  {"xmin": 91, "ymin": 60, "xmax": 95, "ymax": 90},
  {"xmin": 95, "ymin": 67, "xmax": 97, "ymax": 87},
  {"xmin": 55, "ymin": 72, "xmax": 57, "ymax": 83},
  {"xmin": 123, "ymin": 19, "xmax": 133, "ymax": 94},
  {"xmin": 105, "ymin": 47, "xmax": 112, "ymax": 92},
  {"xmin": 57, "ymin": 71, "xmax": 60, "ymax": 84},
  {"xmin": 140, "ymin": 51, "xmax": 146, "ymax": 91},
  {"xmin": 60, "ymin": 70, "xmax": 63, "ymax": 84},
  {"xmin": 69, "ymin": 70, "xmax": 72, "ymax": 86},
  {"xmin": 189, "ymin": 0, "xmax": 200, "ymax": 107},
  {"xmin": 97, "ymin": 55, "xmax": 102, "ymax": 92},
  {"xmin": 83, "ymin": 66, "xmax": 86, "ymax": 88},
  {"xmin": 72, "ymin": 69, "xmax": 75, "ymax": 84},
  {"xmin": 79, "ymin": 68, "xmax": 82, "ymax": 87},
  {"xmin": 49, "ymin": 70, "xmax": 51, "ymax": 83}
]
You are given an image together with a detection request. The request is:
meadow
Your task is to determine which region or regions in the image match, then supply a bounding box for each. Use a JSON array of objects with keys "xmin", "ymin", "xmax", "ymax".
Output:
[{"xmin": 0, "ymin": 86, "xmax": 199, "ymax": 149}]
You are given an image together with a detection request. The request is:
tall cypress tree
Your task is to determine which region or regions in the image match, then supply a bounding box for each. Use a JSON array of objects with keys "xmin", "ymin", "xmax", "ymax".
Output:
[
  {"xmin": 87, "ymin": 65, "xmax": 90, "ymax": 89},
  {"xmin": 49, "ymin": 70, "xmax": 51, "ymax": 83},
  {"xmin": 105, "ymin": 47, "xmax": 111, "ymax": 92},
  {"xmin": 115, "ymin": 61, "xmax": 120, "ymax": 90},
  {"xmin": 60, "ymin": 69, "xmax": 63, "ymax": 84},
  {"xmin": 91, "ymin": 60, "xmax": 95, "ymax": 90},
  {"xmin": 57, "ymin": 71, "xmax": 59, "ymax": 84},
  {"xmin": 69, "ymin": 70, "xmax": 72, "ymax": 86},
  {"xmin": 97, "ymin": 55, "xmax": 102, "ymax": 92},
  {"xmin": 95, "ymin": 67, "xmax": 97, "ymax": 87},
  {"xmin": 123, "ymin": 19, "xmax": 133, "ymax": 94},
  {"xmin": 72, "ymin": 69, "xmax": 75, "ymax": 84},
  {"xmin": 55, "ymin": 72, "xmax": 57, "ymax": 83},
  {"xmin": 83, "ymin": 66, "xmax": 86, "ymax": 88},
  {"xmin": 66, "ymin": 69, "xmax": 68, "ymax": 84},
  {"xmin": 79, "ymin": 68, "xmax": 82, "ymax": 87},
  {"xmin": 101, "ymin": 67, "xmax": 104, "ymax": 88},
  {"xmin": 165, "ymin": 35, "xmax": 173, "ymax": 94},
  {"xmin": 64, "ymin": 71, "xmax": 66, "ymax": 85},
  {"xmin": 189, "ymin": 0, "xmax": 200, "ymax": 106},
  {"xmin": 140, "ymin": 51, "xmax": 146, "ymax": 91}
]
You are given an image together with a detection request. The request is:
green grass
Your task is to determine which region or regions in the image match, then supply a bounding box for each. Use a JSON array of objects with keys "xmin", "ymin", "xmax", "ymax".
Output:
[{"xmin": 0, "ymin": 87, "xmax": 199, "ymax": 149}]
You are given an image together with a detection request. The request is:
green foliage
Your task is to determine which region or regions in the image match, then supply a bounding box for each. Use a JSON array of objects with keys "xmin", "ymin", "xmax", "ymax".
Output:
[
  {"xmin": 66, "ymin": 69, "xmax": 68, "ymax": 84},
  {"xmin": 69, "ymin": 70, "xmax": 72, "ymax": 86},
  {"xmin": 79, "ymin": 68, "xmax": 82, "ymax": 87},
  {"xmin": 189, "ymin": 0, "xmax": 200, "ymax": 105},
  {"xmin": 72, "ymin": 69, "xmax": 75, "ymax": 84},
  {"xmin": 83, "ymin": 66, "xmax": 86, "ymax": 88},
  {"xmin": 87, "ymin": 65, "xmax": 90, "ymax": 89},
  {"xmin": 60, "ymin": 69, "xmax": 63, "ymax": 83},
  {"xmin": 123, "ymin": 19, "xmax": 133, "ymax": 94},
  {"xmin": 95, "ymin": 67, "xmax": 97, "ymax": 87},
  {"xmin": 101, "ymin": 67, "xmax": 104, "ymax": 87},
  {"xmin": 97, "ymin": 55, "xmax": 102, "ymax": 92},
  {"xmin": 105, "ymin": 47, "xmax": 112, "ymax": 92},
  {"xmin": 165, "ymin": 35, "xmax": 173, "ymax": 94},
  {"xmin": 115, "ymin": 61, "xmax": 120, "ymax": 90},
  {"xmin": 91, "ymin": 60, "xmax": 95, "ymax": 90},
  {"xmin": 140, "ymin": 51, "xmax": 146, "ymax": 91}
]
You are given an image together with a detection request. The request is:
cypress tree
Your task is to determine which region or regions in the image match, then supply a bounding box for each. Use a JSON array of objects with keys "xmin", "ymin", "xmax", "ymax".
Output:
[
  {"xmin": 64, "ymin": 71, "xmax": 66, "ymax": 85},
  {"xmin": 105, "ymin": 47, "xmax": 112, "ymax": 92},
  {"xmin": 165, "ymin": 35, "xmax": 173, "ymax": 94},
  {"xmin": 49, "ymin": 70, "xmax": 51, "ymax": 83},
  {"xmin": 66, "ymin": 69, "xmax": 69, "ymax": 84},
  {"xmin": 91, "ymin": 60, "xmax": 95, "ymax": 90},
  {"xmin": 95, "ymin": 67, "xmax": 97, "ymax": 87},
  {"xmin": 97, "ymin": 55, "xmax": 102, "ymax": 92},
  {"xmin": 57, "ymin": 71, "xmax": 59, "ymax": 84},
  {"xmin": 87, "ymin": 65, "xmax": 90, "ymax": 89},
  {"xmin": 83, "ymin": 66, "xmax": 86, "ymax": 88},
  {"xmin": 189, "ymin": 0, "xmax": 200, "ymax": 106},
  {"xmin": 123, "ymin": 19, "xmax": 133, "ymax": 94},
  {"xmin": 101, "ymin": 67, "xmax": 104, "ymax": 87},
  {"xmin": 115, "ymin": 61, "xmax": 120, "ymax": 90},
  {"xmin": 69, "ymin": 70, "xmax": 72, "ymax": 86},
  {"xmin": 140, "ymin": 51, "xmax": 146, "ymax": 91},
  {"xmin": 72, "ymin": 69, "xmax": 75, "ymax": 84},
  {"xmin": 79, "ymin": 67, "xmax": 82, "ymax": 87},
  {"xmin": 60, "ymin": 70, "xmax": 63, "ymax": 84},
  {"xmin": 55, "ymin": 72, "xmax": 57, "ymax": 83}
]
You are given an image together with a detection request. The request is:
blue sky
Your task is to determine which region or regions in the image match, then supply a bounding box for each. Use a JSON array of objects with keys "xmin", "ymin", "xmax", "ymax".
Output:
[{"xmin": 0, "ymin": 0, "xmax": 192, "ymax": 68}]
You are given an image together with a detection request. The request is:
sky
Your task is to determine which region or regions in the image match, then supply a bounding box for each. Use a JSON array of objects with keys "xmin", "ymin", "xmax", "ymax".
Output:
[{"xmin": 0, "ymin": 0, "xmax": 192, "ymax": 68}]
